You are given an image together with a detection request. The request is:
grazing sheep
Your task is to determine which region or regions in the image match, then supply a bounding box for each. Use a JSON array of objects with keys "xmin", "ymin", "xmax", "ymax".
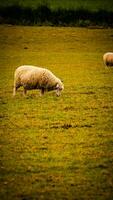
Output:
[
  {"xmin": 13, "ymin": 65, "xmax": 64, "ymax": 97},
  {"xmin": 103, "ymin": 52, "xmax": 113, "ymax": 67}
]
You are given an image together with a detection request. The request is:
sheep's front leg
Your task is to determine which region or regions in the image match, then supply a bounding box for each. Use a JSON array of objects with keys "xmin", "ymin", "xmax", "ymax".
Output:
[{"xmin": 40, "ymin": 88, "xmax": 45, "ymax": 96}]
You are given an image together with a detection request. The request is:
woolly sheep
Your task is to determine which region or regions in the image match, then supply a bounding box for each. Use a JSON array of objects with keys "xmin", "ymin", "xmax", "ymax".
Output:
[
  {"xmin": 103, "ymin": 52, "xmax": 113, "ymax": 67},
  {"xmin": 13, "ymin": 65, "xmax": 64, "ymax": 97}
]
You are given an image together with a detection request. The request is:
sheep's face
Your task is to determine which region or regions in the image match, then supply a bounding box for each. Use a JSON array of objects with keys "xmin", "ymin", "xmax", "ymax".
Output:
[{"xmin": 55, "ymin": 81, "xmax": 64, "ymax": 96}]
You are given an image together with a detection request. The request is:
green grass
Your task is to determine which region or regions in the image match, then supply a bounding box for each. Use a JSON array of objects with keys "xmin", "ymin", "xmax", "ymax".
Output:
[
  {"xmin": 0, "ymin": 0, "xmax": 113, "ymax": 11},
  {"xmin": 0, "ymin": 25, "xmax": 113, "ymax": 200}
]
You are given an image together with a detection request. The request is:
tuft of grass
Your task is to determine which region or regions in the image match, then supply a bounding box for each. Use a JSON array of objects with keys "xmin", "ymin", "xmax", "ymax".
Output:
[{"xmin": 0, "ymin": 25, "xmax": 113, "ymax": 200}]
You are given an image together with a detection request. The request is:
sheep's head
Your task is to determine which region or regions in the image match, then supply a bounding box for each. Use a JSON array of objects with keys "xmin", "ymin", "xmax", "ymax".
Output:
[{"xmin": 55, "ymin": 79, "xmax": 64, "ymax": 96}]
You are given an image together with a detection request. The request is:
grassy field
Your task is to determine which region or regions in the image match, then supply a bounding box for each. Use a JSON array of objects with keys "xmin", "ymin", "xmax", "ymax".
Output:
[
  {"xmin": 0, "ymin": 25, "xmax": 113, "ymax": 200},
  {"xmin": 0, "ymin": 0, "xmax": 113, "ymax": 11}
]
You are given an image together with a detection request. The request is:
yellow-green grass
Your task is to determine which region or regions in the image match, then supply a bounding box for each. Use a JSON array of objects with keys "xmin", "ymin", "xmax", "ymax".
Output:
[{"xmin": 0, "ymin": 25, "xmax": 113, "ymax": 200}]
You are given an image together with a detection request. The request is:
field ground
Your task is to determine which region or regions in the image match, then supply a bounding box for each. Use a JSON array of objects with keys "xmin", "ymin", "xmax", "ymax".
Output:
[{"xmin": 0, "ymin": 25, "xmax": 113, "ymax": 200}]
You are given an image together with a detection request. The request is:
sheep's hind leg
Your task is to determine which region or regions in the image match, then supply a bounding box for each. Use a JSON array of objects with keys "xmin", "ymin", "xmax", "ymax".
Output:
[
  {"xmin": 13, "ymin": 86, "xmax": 16, "ymax": 96},
  {"xmin": 13, "ymin": 85, "xmax": 19, "ymax": 96},
  {"xmin": 23, "ymin": 88, "xmax": 27, "ymax": 96}
]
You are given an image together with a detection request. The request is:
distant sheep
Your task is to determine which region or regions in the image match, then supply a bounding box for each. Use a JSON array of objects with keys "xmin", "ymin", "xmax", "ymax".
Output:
[
  {"xmin": 13, "ymin": 65, "xmax": 64, "ymax": 96},
  {"xmin": 103, "ymin": 52, "xmax": 113, "ymax": 67}
]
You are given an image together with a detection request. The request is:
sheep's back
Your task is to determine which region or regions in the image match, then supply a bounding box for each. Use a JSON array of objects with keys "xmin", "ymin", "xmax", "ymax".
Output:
[
  {"xmin": 14, "ymin": 65, "xmax": 58, "ymax": 88},
  {"xmin": 103, "ymin": 53, "xmax": 113, "ymax": 66}
]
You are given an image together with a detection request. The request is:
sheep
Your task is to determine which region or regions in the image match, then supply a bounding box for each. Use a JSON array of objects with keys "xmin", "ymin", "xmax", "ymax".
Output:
[
  {"xmin": 13, "ymin": 65, "xmax": 64, "ymax": 97},
  {"xmin": 103, "ymin": 52, "xmax": 113, "ymax": 67}
]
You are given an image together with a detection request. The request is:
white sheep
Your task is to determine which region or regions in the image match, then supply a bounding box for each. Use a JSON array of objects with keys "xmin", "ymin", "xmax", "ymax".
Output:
[
  {"xmin": 103, "ymin": 52, "xmax": 113, "ymax": 67},
  {"xmin": 13, "ymin": 65, "xmax": 64, "ymax": 97}
]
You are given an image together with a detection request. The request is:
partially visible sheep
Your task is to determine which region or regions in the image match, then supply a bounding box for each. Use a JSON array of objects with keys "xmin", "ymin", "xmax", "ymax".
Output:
[
  {"xmin": 103, "ymin": 52, "xmax": 113, "ymax": 67},
  {"xmin": 13, "ymin": 65, "xmax": 64, "ymax": 97}
]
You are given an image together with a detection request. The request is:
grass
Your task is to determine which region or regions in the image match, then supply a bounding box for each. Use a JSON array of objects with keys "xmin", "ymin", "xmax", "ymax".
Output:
[{"xmin": 0, "ymin": 25, "xmax": 113, "ymax": 200}]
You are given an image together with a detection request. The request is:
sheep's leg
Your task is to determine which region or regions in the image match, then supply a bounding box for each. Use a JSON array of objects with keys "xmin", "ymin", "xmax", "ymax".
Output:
[
  {"xmin": 13, "ymin": 81, "xmax": 16, "ymax": 96},
  {"xmin": 13, "ymin": 84, "xmax": 19, "ymax": 96},
  {"xmin": 13, "ymin": 86, "xmax": 16, "ymax": 96},
  {"xmin": 40, "ymin": 88, "xmax": 45, "ymax": 96},
  {"xmin": 23, "ymin": 88, "xmax": 27, "ymax": 96}
]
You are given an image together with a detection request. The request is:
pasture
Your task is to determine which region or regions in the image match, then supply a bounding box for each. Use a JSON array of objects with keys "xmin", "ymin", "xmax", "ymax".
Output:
[{"xmin": 0, "ymin": 25, "xmax": 113, "ymax": 200}]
